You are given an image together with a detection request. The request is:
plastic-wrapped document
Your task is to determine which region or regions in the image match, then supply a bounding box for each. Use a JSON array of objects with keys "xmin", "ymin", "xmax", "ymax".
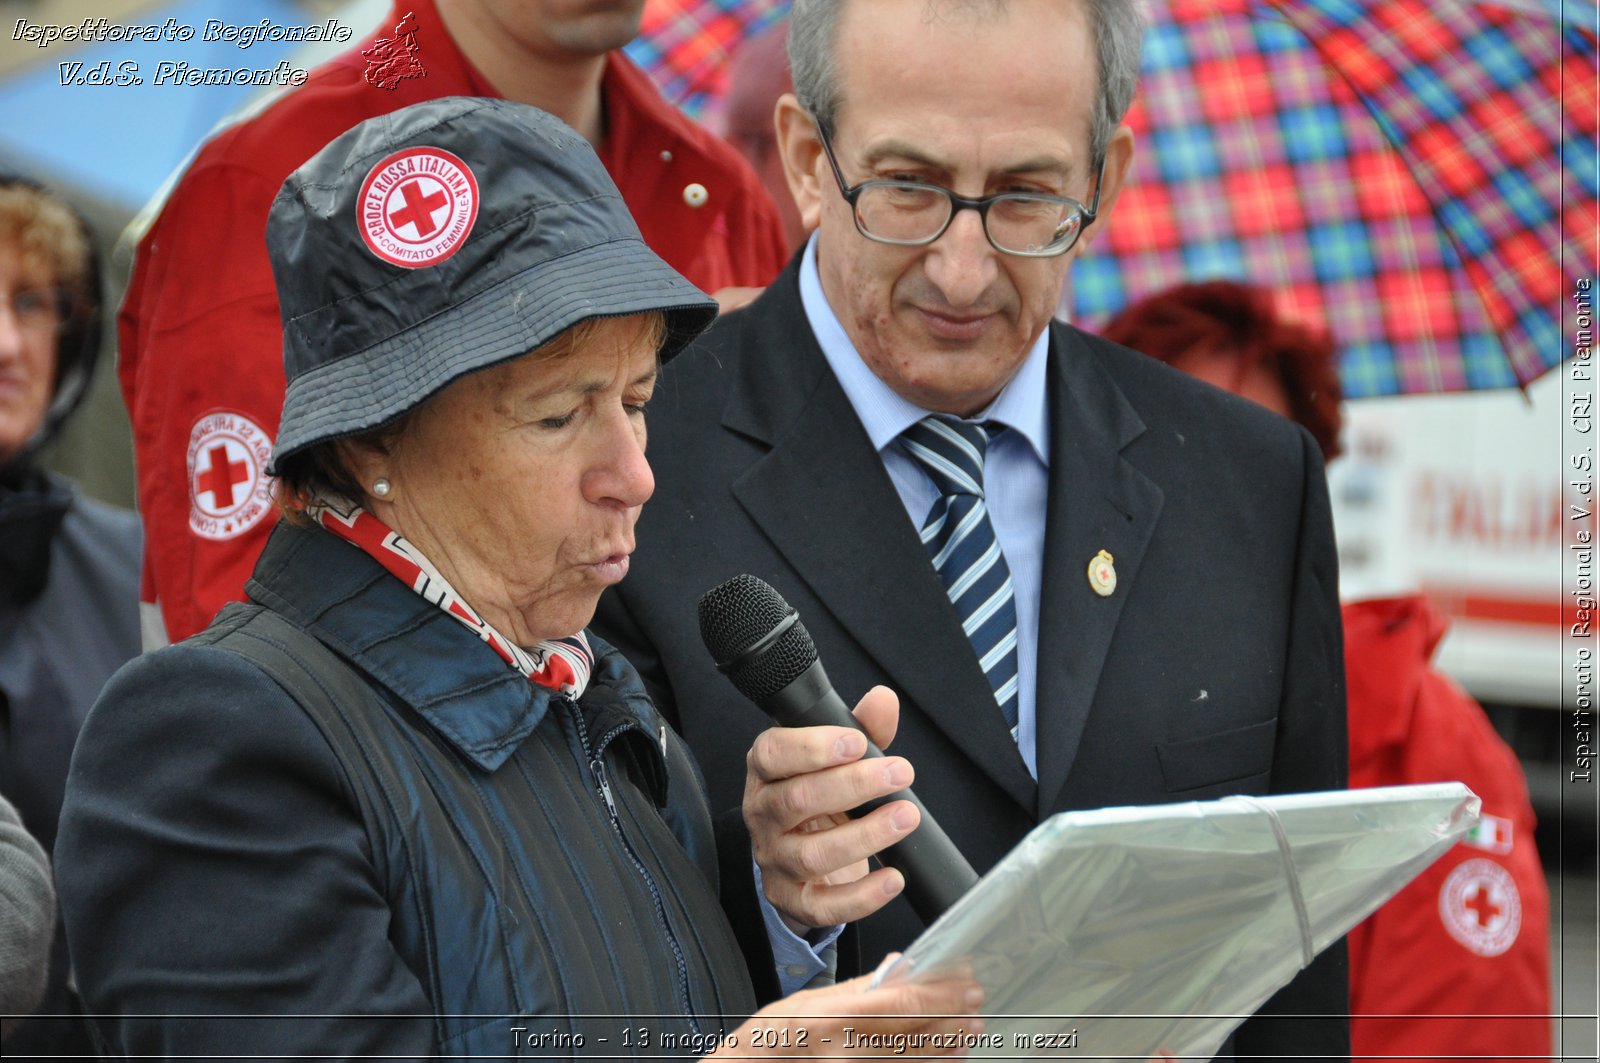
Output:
[{"xmin": 876, "ymin": 783, "xmax": 1479, "ymax": 1059}]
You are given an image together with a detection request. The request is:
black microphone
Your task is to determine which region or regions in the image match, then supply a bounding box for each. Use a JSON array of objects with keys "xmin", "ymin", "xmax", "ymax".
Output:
[{"xmin": 698, "ymin": 574, "xmax": 979, "ymax": 923}]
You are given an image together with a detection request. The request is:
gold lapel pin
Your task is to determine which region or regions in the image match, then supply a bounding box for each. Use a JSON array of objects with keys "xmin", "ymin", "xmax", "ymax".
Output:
[{"xmin": 1087, "ymin": 549, "xmax": 1117, "ymax": 597}]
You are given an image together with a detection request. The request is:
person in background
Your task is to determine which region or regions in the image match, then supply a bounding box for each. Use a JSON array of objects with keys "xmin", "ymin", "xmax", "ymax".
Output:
[
  {"xmin": 57, "ymin": 96, "xmax": 978, "ymax": 1059},
  {"xmin": 121, "ymin": 0, "xmax": 790, "ymax": 648},
  {"xmin": 0, "ymin": 175, "xmax": 140, "ymax": 1059},
  {"xmin": 591, "ymin": 1, "xmax": 1351, "ymax": 1056},
  {"xmin": 723, "ymin": 18, "xmax": 810, "ymax": 255},
  {"xmin": 1101, "ymin": 277, "xmax": 1551, "ymax": 1063},
  {"xmin": 0, "ymin": 792, "xmax": 54, "ymax": 1038}
]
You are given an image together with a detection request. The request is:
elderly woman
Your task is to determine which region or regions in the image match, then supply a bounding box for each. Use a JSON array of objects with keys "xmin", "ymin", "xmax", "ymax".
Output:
[{"xmin": 55, "ymin": 99, "xmax": 974, "ymax": 1058}]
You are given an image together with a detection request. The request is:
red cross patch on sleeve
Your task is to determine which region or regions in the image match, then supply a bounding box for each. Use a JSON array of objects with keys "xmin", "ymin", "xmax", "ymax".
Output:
[
  {"xmin": 187, "ymin": 410, "xmax": 275, "ymax": 541},
  {"xmin": 1438, "ymin": 857, "xmax": 1522, "ymax": 957}
]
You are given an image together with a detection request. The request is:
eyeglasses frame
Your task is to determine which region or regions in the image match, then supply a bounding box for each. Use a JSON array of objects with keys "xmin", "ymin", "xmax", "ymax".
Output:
[{"xmin": 814, "ymin": 120, "xmax": 1106, "ymax": 258}]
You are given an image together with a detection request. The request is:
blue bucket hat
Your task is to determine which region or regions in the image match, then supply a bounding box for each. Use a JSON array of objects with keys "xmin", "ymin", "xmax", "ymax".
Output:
[{"xmin": 265, "ymin": 96, "xmax": 717, "ymax": 472}]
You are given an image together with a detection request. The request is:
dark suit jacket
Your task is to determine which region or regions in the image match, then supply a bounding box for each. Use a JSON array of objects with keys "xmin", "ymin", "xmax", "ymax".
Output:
[{"xmin": 594, "ymin": 260, "xmax": 1350, "ymax": 1059}]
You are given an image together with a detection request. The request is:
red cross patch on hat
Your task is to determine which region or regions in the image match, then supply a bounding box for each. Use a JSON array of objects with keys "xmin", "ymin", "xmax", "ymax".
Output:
[
  {"xmin": 188, "ymin": 410, "xmax": 275, "ymax": 541},
  {"xmin": 1438, "ymin": 857, "xmax": 1521, "ymax": 957},
  {"xmin": 358, "ymin": 147, "xmax": 479, "ymax": 268}
]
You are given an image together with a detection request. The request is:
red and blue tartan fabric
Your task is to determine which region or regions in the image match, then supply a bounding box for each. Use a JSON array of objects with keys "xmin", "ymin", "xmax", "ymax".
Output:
[
  {"xmin": 624, "ymin": 0, "xmax": 791, "ymax": 121},
  {"xmin": 1073, "ymin": 0, "xmax": 1598, "ymax": 396}
]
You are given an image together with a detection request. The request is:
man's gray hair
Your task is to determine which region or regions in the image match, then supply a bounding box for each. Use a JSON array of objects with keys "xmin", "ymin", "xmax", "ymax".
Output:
[{"xmin": 787, "ymin": 0, "xmax": 1144, "ymax": 166}]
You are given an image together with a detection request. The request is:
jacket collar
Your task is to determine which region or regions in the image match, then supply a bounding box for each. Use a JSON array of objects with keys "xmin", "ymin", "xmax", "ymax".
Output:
[{"xmin": 245, "ymin": 521, "xmax": 657, "ymax": 772}]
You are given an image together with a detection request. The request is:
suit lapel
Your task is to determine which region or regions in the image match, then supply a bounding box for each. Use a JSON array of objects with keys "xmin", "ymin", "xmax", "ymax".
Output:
[
  {"xmin": 720, "ymin": 276, "xmax": 1037, "ymax": 812},
  {"xmin": 1034, "ymin": 325, "xmax": 1165, "ymax": 816}
]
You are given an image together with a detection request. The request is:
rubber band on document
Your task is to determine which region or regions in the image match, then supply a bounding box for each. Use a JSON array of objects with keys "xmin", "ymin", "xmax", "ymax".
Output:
[{"xmin": 1229, "ymin": 795, "xmax": 1315, "ymax": 968}]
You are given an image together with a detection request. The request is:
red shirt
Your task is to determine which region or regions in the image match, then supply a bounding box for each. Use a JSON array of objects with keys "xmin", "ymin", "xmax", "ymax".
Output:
[
  {"xmin": 120, "ymin": 0, "xmax": 788, "ymax": 643},
  {"xmin": 1343, "ymin": 597, "xmax": 1550, "ymax": 1062}
]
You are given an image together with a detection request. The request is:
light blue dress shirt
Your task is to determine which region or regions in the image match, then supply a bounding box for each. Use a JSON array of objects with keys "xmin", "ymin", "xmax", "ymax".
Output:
[
  {"xmin": 756, "ymin": 238, "xmax": 1054, "ymax": 994},
  {"xmin": 798, "ymin": 235, "xmax": 1052, "ymax": 778}
]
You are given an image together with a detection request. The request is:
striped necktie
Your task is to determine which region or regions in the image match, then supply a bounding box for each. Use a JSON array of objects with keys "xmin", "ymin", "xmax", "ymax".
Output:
[{"xmin": 901, "ymin": 415, "xmax": 1021, "ymax": 740}]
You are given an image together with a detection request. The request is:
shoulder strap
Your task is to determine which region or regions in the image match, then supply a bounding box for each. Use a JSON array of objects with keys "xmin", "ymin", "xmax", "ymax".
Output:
[
  {"xmin": 212, "ymin": 605, "xmax": 447, "ymax": 1023},
  {"xmin": 210, "ymin": 606, "xmax": 414, "ymax": 878},
  {"xmin": 214, "ymin": 606, "xmax": 377, "ymax": 727}
]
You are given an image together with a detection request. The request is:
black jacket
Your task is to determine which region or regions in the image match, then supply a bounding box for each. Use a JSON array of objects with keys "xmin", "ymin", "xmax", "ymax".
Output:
[
  {"xmin": 57, "ymin": 521, "xmax": 756, "ymax": 1058},
  {"xmin": 594, "ymin": 261, "xmax": 1350, "ymax": 1059}
]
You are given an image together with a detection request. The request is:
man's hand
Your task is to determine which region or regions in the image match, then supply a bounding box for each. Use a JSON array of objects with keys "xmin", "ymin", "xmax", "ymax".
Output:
[{"xmin": 744, "ymin": 686, "xmax": 921, "ymax": 931}]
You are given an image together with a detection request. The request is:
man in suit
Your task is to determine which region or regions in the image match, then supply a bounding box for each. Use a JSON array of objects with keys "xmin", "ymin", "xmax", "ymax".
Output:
[{"xmin": 594, "ymin": 0, "xmax": 1350, "ymax": 1054}]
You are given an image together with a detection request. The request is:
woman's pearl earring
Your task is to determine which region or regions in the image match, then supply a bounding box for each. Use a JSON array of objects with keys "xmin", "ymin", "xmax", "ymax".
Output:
[{"xmin": 372, "ymin": 478, "xmax": 392, "ymax": 499}]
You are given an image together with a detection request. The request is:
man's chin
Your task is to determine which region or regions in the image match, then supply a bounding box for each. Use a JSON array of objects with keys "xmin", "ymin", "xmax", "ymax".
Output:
[{"xmin": 561, "ymin": 7, "xmax": 647, "ymax": 55}]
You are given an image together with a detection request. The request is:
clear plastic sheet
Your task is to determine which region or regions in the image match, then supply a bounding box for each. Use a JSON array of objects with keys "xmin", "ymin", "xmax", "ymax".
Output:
[{"xmin": 875, "ymin": 783, "xmax": 1480, "ymax": 1059}]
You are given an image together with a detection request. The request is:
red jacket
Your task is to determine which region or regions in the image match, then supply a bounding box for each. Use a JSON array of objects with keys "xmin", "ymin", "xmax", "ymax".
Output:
[
  {"xmin": 1344, "ymin": 597, "xmax": 1550, "ymax": 1062},
  {"xmin": 120, "ymin": 0, "xmax": 789, "ymax": 642}
]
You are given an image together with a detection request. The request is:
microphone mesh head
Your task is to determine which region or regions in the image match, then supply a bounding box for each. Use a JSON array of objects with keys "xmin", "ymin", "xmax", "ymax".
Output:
[
  {"xmin": 698, "ymin": 574, "xmax": 790, "ymax": 662},
  {"xmin": 730, "ymin": 617, "xmax": 818, "ymax": 703},
  {"xmin": 698, "ymin": 575, "xmax": 820, "ymax": 703}
]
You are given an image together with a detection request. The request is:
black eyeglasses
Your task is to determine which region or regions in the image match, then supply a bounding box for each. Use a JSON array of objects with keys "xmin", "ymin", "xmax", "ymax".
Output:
[{"xmin": 816, "ymin": 122, "xmax": 1105, "ymax": 258}]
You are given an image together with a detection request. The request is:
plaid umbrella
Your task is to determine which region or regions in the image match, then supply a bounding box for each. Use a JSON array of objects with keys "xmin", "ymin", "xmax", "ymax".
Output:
[
  {"xmin": 624, "ymin": 0, "xmax": 791, "ymax": 121},
  {"xmin": 1072, "ymin": 0, "xmax": 1599, "ymax": 396}
]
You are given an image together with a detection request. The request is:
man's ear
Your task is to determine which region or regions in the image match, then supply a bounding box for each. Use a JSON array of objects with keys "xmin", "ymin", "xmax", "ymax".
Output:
[
  {"xmin": 775, "ymin": 93, "xmax": 825, "ymax": 233},
  {"xmin": 1075, "ymin": 123, "xmax": 1136, "ymax": 254}
]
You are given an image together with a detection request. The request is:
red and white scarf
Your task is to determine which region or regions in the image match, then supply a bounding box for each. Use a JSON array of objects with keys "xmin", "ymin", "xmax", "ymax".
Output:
[{"xmin": 309, "ymin": 497, "xmax": 593, "ymax": 699}]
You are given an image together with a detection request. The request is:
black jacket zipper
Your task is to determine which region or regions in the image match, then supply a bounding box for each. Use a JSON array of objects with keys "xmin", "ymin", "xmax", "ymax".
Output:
[{"xmin": 565, "ymin": 698, "xmax": 699, "ymax": 1034}]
